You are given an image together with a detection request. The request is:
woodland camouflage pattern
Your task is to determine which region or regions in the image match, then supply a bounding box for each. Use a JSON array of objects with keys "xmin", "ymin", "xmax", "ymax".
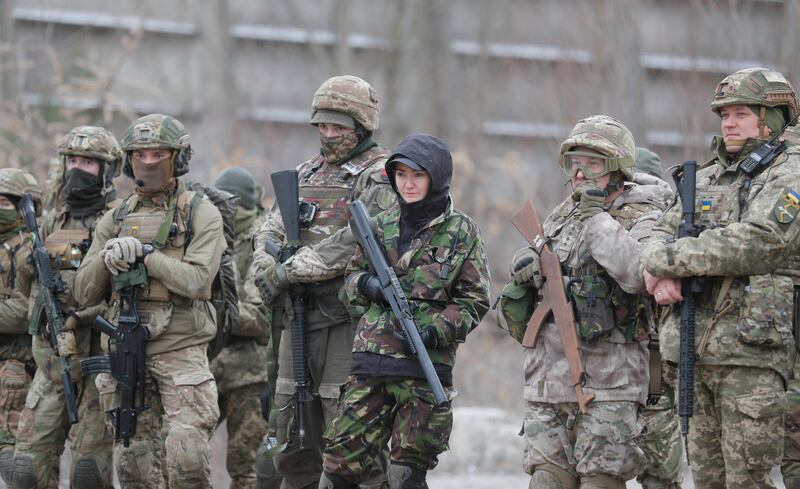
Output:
[{"xmin": 344, "ymin": 200, "xmax": 490, "ymax": 369}]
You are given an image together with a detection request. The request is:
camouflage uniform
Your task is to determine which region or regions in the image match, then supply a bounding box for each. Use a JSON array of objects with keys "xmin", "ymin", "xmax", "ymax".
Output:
[
  {"xmin": 74, "ymin": 114, "xmax": 224, "ymax": 489},
  {"xmin": 783, "ymin": 359, "xmax": 800, "ymax": 488},
  {"xmin": 210, "ymin": 167, "xmax": 271, "ymax": 489},
  {"xmin": 321, "ymin": 134, "xmax": 490, "ymax": 489},
  {"xmin": 641, "ymin": 68, "xmax": 800, "ymax": 489},
  {"xmin": 9, "ymin": 127, "xmax": 122, "ymax": 489},
  {"xmin": 251, "ymin": 75, "xmax": 396, "ymax": 489},
  {"xmin": 500, "ymin": 116, "xmax": 668, "ymax": 489},
  {"xmin": 0, "ymin": 170, "xmax": 40, "ymax": 485}
]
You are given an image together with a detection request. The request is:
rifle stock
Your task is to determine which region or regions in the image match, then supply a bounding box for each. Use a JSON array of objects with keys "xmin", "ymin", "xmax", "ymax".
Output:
[
  {"xmin": 20, "ymin": 193, "xmax": 80, "ymax": 425},
  {"xmin": 511, "ymin": 200, "xmax": 595, "ymax": 414}
]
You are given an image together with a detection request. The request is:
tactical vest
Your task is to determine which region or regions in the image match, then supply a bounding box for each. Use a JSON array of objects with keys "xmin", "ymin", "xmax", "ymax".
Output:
[
  {"xmin": 545, "ymin": 196, "xmax": 648, "ymax": 343},
  {"xmin": 298, "ymin": 147, "xmax": 386, "ymax": 295},
  {"xmin": 0, "ymin": 232, "xmax": 24, "ymax": 299}
]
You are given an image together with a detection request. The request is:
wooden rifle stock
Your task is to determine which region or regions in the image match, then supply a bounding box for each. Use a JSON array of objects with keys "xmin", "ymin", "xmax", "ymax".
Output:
[{"xmin": 511, "ymin": 200, "xmax": 595, "ymax": 414}]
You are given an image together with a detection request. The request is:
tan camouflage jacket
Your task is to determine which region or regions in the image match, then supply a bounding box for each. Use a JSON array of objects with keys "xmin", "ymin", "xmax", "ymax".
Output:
[
  {"xmin": 74, "ymin": 181, "xmax": 225, "ymax": 356},
  {"xmin": 0, "ymin": 230, "xmax": 33, "ymax": 362},
  {"xmin": 211, "ymin": 212, "xmax": 270, "ymax": 392},
  {"xmin": 524, "ymin": 175, "xmax": 669, "ymax": 405},
  {"xmin": 642, "ymin": 144, "xmax": 800, "ymax": 383}
]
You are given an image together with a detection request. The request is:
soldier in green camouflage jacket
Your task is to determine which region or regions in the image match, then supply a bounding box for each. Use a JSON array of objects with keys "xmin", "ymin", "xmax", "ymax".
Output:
[
  {"xmin": 320, "ymin": 133, "xmax": 490, "ymax": 489},
  {"xmin": 252, "ymin": 75, "xmax": 396, "ymax": 489},
  {"xmin": 10, "ymin": 127, "xmax": 121, "ymax": 489},
  {"xmin": 0, "ymin": 169, "xmax": 40, "ymax": 485},
  {"xmin": 211, "ymin": 167, "xmax": 271, "ymax": 489},
  {"xmin": 642, "ymin": 68, "xmax": 800, "ymax": 489},
  {"xmin": 501, "ymin": 116, "xmax": 667, "ymax": 489}
]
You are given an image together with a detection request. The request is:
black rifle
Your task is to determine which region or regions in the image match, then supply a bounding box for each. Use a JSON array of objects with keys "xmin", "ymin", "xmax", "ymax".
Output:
[
  {"xmin": 80, "ymin": 245, "xmax": 153, "ymax": 447},
  {"xmin": 348, "ymin": 200, "xmax": 449, "ymax": 405},
  {"xmin": 671, "ymin": 161, "xmax": 704, "ymax": 442},
  {"xmin": 20, "ymin": 193, "xmax": 79, "ymax": 425},
  {"xmin": 267, "ymin": 169, "xmax": 322, "ymax": 449}
]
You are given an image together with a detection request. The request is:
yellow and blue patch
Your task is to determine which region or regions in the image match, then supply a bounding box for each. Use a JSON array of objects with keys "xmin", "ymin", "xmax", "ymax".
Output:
[
  {"xmin": 774, "ymin": 188, "xmax": 800, "ymax": 224},
  {"xmin": 700, "ymin": 199, "xmax": 712, "ymax": 212}
]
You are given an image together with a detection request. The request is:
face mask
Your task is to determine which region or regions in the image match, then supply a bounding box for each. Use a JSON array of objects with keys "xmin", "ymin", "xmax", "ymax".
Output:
[
  {"xmin": 64, "ymin": 168, "xmax": 104, "ymax": 214},
  {"xmin": 320, "ymin": 131, "xmax": 359, "ymax": 163},
  {"xmin": 132, "ymin": 155, "xmax": 174, "ymax": 194},
  {"xmin": 235, "ymin": 206, "xmax": 258, "ymax": 236},
  {"xmin": 0, "ymin": 208, "xmax": 18, "ymax": 226}
]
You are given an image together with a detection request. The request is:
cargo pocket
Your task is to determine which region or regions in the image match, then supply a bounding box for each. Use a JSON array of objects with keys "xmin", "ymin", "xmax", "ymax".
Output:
[
  {"xmin": 94, "ymin": 372, "xmax": 120, "ymax": 414},
  {"xmin": 497, "ymin": 280, "xmax": 536, "ymax": 344},
  {"xmin": 571, "ymin": 275, "xmax": 616, "ymax": 341},
  {"xmin": 738, "ymin": 274, "xmax": 793, "ymax": 349},
  {"xmin": 734, "ymin": 389, "xmax": 785, "ymax": 470},
  {"xmin": 172, "ymin": 372, "xmax": 219, "ymax": 432}
]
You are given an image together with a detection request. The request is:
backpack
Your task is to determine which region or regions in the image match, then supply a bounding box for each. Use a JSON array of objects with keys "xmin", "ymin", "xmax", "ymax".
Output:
[{"xmin": 185, "ymin": 182, "xmax": 239, "ymax": 360}]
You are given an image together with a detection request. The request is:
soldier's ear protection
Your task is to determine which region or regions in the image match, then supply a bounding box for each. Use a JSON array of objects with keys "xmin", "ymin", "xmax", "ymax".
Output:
[{"xmin": 173, "ymin": 146, "xmax": 192, "ymax": 177}]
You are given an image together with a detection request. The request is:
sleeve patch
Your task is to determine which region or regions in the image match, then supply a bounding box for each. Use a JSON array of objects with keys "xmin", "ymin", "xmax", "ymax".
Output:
[{"xmin": 773, "ymin": 188, "xmax": 800, "ymax": 224}]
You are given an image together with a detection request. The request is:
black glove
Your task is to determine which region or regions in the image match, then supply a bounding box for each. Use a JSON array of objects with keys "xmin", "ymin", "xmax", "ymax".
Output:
[
  {"xmin": 357, "ymin": 273, "xmax": 386, "ymax": 305},
  {"xmin": 395, "ymin": 326, "xmax": 441, "ymax": 353},
  {"xmin": 260, "ymin": 384, "xmax": 271, "ymax": 422}
]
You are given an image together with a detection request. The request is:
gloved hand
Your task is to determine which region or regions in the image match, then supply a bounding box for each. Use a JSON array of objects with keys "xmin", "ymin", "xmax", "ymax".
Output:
[
  {"xmin": 0, "ymin": 360, "xmax": 29, "ymax": 410},
  {"xmin": 260, "ymin": 384, "xmax": 271, "ymax": 422},
  {"xmin": 106, "ymin": 237, "xmax": 143, "ymax": 263},
  {"xmin": 356, "ymin": 273, "xmax": 386, "ymax": 305},
  {"xmin": 574, "ymin": 183, "xmax": 606, "ymax": 222},
  {"xmin": 57, "ymin": 331, "xmax": 78, "ymax": 357},
  {"xmin": 510, "ymin": 247, "xmax": 542, "ymax": 288},
  {"xmin": 101, "ymin": 248, "xmax": 128, "ymax": 275},
  {"xmin": 395, "ymin": 326, "xmax": 442, "ymax": 353},
  {"xmin": 255, "ymin": 262, "xmax": 289, "ymax": 305}
]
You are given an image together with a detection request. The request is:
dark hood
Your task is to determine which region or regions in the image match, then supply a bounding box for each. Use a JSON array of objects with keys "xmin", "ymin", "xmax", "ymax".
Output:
[{"xmin": 385, "ymin": 133, "xmax": 452, "ymax": 254}]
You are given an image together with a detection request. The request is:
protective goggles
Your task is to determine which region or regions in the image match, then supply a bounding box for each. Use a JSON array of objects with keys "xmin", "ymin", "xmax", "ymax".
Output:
[{"xmin": 560, "ymin": 151, "xmax": 633, "ymax": 179}]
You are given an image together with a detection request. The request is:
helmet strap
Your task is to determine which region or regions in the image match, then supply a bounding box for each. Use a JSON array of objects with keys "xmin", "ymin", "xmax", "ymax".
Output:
[{"xmin": 758, "ymin": 106, "xmax": 768, "ymax": 138}]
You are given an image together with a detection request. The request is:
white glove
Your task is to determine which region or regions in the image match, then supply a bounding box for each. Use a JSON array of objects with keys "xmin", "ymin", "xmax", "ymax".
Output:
[{"xmin": 106, "ymin": 237, "xmax": 143, "ymax": 264}]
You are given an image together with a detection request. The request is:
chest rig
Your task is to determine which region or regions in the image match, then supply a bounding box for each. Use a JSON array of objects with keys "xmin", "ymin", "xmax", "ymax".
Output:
[
  {"xmin": 545, "ymin": 199, "xmax": 647, "ymax": 343},
  {"xmin": 298, "ymin": 148, "xmax": 386, "ymax": 247},
  {"xmin": 0, "ymin": 232, "xmax": 25, "ymax": 299},
  {"xmin": 112, "ymin": 190, "xmax": 211, "ymax": 304}
]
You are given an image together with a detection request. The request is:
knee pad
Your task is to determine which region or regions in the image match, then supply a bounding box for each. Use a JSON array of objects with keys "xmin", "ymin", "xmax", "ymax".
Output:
[
  {"xmin": 9, "ymin": 455, "xmax": 36, "ymax": 489},
  {"xmin": 529, "ymin": 463, "xmax": 578, "ymax": 489},
  {"xmin": 318, "ymin": 472, "xmax": 359, "ymax": 489},
  {"xmin": 580, "ymin": 474, "xmax": 626, "ymax": 489},
  {"xmin": 117, "ymin": 444, "xmax": 153, "ymax": 484},
  {"xmin": 72, "ymin": 457, "xmax": 103, "ymax": 489},
  {"xmin": 167, "ymin": 430, "xmax": 209, "ymax": 485},
  {"xmin": 387, "ymin": 463, "xmax": 427, "ymax": 489},
  {"xmin": 0, "ymin": 447, "xmax": 13, "ymax": 484}
]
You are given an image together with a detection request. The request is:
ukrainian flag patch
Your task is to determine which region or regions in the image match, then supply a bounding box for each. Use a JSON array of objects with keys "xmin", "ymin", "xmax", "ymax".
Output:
[
  {"xmin": 701, "ymin": 200, "xmax": 712, "ymax": 212},
  {"xmin": 774, "ymin": 188, "xmax": 800, "ymax": 224}
]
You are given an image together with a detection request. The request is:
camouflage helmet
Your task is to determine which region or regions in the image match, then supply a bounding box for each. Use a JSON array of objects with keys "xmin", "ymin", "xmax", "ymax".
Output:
[
  {"xmin": 559, "ymin": 115, "xmax": 636, "ymax": 180},
  {"xmin": 710, "ymin": 68, "xmax": 799, "ymax": 121},
  {"xmin": 311, "ymin": 75, "xmax": 379, "ymax": 132},
  {"xmin": 0, "ymin": 168, "xmax": 42, "ymax": 215},
  {"xmin": 121, "ymin": 113, "xmax": 192, "ymax": 178},
  {"xmin": 58, "ymin": 126, "xmax": 123, "ymax": 179}
]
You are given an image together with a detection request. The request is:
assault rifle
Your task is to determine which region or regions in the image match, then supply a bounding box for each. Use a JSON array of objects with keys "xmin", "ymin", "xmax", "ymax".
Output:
[
  {"xmin": 511, "ymin": 200, "xmax": 595, "ymax": 414},
  {"xmin": 266, "ymin": 169, "xmax": 323, "ymax": 449},
  {"xmin": 672, "ymin": 160, "xmax": 704, "ymax": 439},
  {"xmin": 348, "ymin": 200, "xmax": 449, "ymax": 406},
  {"xmin": 80, "ymin": 245, "xmax": 153, "ymax": 447},
  {"xmin": 20, "ymin": 193, "xmax": 80, "ymax": 425}
]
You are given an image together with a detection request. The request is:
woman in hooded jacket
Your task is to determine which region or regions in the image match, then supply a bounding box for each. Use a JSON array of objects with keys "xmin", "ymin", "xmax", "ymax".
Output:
[{"xmin": 319, "ymin": 133, "xmax": 490, "ymax": 489}]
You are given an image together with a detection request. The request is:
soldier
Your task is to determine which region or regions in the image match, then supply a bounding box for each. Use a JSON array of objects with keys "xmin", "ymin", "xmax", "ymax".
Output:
[
  {"xmin": 783, "ymin": 360, "xmax": 800, "ymax": 488},
  {"xmin": 9, "ymin": 127, "xmax": 122, "ymax": 489},
  {"xmin": 320, "ymin": 133, "xmax": 490, "ymax": 489},
  {"xmin": 500, "ymin": 115, "xmax": 667, "ymax": 489},
  {"xmin": 251, "ymin": 75, "xmax": 396, "ymax": 489},
  {"xmin": 73, "ymin": 114, "xmax": 224, "ymax": 488},
  {"xmin": 0, "ymin": 169, "xmax": 40, "ymax": 485},
  {"xmin": 632, "ymin": 148, "xmax": 685, "ymax": 489},
  {"xmin": 641, "ymin": 67, "xmax": 800, "ymax": 489},
  {"xmin": 210, "ymin": 167, "xmax": 270, "ymax": 489}
]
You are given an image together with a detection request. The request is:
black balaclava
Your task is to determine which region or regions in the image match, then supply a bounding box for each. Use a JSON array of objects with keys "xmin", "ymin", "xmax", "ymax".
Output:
[
  {"xmin": 385, "ymin": 133, "xmax": 452, "ymax": 255},
  {"xmin": 64, "ymin": 166, "xmax": 105, "ymax": 218}
]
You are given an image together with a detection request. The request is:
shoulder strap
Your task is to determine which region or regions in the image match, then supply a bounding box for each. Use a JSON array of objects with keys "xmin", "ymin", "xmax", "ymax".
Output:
[
  {"xmin": 113, "ymin": 195, "xmax": 135, "ymax": 223},
  {"xmin": 179, "ymin": 190, "xmax": 202, "ymax": 251}
]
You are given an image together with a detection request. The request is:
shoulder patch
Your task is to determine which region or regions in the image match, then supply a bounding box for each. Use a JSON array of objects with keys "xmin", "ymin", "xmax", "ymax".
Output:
[{"xmin": 774, "ymin": 188, "xmax": 800, "ymax": 224}]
